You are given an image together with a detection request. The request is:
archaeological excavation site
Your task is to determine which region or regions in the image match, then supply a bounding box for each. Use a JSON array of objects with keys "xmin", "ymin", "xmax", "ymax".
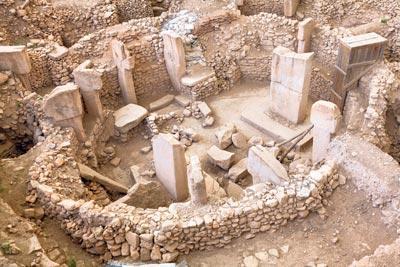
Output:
[{"xmin": 1, "ymin": 0, "xmax": 400, "ymax": 266}]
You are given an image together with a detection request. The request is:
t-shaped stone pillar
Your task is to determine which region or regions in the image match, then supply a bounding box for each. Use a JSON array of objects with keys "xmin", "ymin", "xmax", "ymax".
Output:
[
  {"xmin": 43, "ymin": 83, "xmax": 86, "ymax": 141},
  {"xmin": 310, "ymin": 101, "xmax": 341, "ymax": 163},
  {"xmin": 73, "ymin": 60, "xmax": 104, "ymax": 121},
  {"xmin": 187, "ymin": 155, "xmax": 207, "ymax": 205},
  {"xmin": 298, "ymin": 18, "xmax": 315, "ymax": 53},
  {"xmin": 270, "ymin": 46, "xmax": 314, "ymax": 124},
  {"xmin": 152, "ymin": 133, "xmax": 189, "ymax": 202},
  {"xmin": 111, "ymin": 40, "xmax": 138, "ymax": 104},
  {"xmin": 0, "ymin": 45, "xmax": 32, "ymax": 90},
  {"xmin": 162, "ymin": 31, "xmax": 186, "ymax": 91}
]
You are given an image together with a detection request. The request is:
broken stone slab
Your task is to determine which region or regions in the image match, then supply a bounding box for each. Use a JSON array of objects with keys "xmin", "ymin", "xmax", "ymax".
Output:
[
  {"xmin": 48, "ymin": 44, "xmax": 69, "ymax": 60},
  {"xmin": 232, "ymin": 132, "xmax": 247, "ymax": 149},
  {"xmin": 28, "ymin": 235, "xmax": 42, "ymax": 254},
  {"xmin": 116, "ymin": 181, "xmax": 173, "ymax": 209},
  {"xmin": 215, "ymin": 123, "xmax": 236, "ymax": 149},
  {"xmin": 174, "ymin": 95, "xmax": 191, "ymax": 107},
  {"xmin": 114, "ymin": 104, "xmax": 148, "ymax": 133},
  {"xmin": 197, "ymin": 101, "xmax": 212, "ymax": 117},
  {"xmin": 225, "ymin": 181, "xmax": 244, "ymax": 200},
  {"xmin": 129, "ymin": 165, "xmax": 142, "ymax": 184},
  {"xmin": 78, "ymin": 163, "xmax": 128, "ymax": 193},
  {"xmin": 227, "ymin": 158, "xmax": 248, "ymax": 182},
  {"xmin": 149, "ymin": 94, "xmax": 175, "ymax": 111},
  {"xmin": 205, "ymin": 173, "xmax": 227, "ymax": 199},
  {"xmin": 247, "ymin": 145, "xmax": 289, "ymax": 185},
  {"xmin": 207, "ymin": 145, "xmax": 234, "ymax": 170}
]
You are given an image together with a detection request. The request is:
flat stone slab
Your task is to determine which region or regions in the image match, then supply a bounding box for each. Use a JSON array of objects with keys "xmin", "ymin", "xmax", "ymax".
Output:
[
  {"xmin": 174, "ymin": 95, "xmax": 191, "ymax": 107},
  {"xmin": 227, "ymin": 158, "xmax": 248, "ymax": 182},
  {"xmin": 78, "ymin": 163, "xmax": 129, "ymax": 193},
  {"xmin": 207, "ymin": 145, "xmax": 234, "ymax": 170},
  {"xmin": 248, "ymin": 145, "xmax": 289, "ymax": 185},
  {"xmin": 149, "ymin": 94, "xmax": 175, "ymax": 111},
  {"xmin": 241, "ymin": 104, "xmax": 312, "ymax": 149},
  {"xmin": 181, "ymin": 66, "xmax": 214, "ymax": 87},
  {"xmin": 198, "ymin": 101, "xmax": 212, "ymax": 117},
  {"xmin": 114, "ymin": 104, "xmax": 148, "ymax": 133}
]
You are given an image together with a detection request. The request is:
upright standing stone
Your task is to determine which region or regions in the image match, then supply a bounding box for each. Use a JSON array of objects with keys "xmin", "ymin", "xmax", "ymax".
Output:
[
  {"xmin": 0, "ymin": 45, "xmax": 32, "ymax": 90},
  {"xmin": 298, "ymin": 18, "xmax": 315, "ymax": 53},
  {"xmin": 270, "ymin": 46, "xmax": 314, "ymax": 124},
  {"xmin": 284, "ymin": 0, "xmax": 300, "ymax": 17},
  {"xmin": 310, "ymin": 101, "xmax": 341, "ymax": 163},
  {"xmin": 73, "ymin": 60, "xmax": 104, "ymax": 121},
  {"xmin": 152, "ymin": 133, "xmax": 189, "ymax": 201},
  {"xmin": 111, "ymin": 40, "xmax": 138, "ymax": 104},
  {"xmin": 162, "ymin": 31, "xmax": 186, "ymax": 91},
  {"xmin": 43, "ymin": 83, "xmax": 86, "ymax": 141},
  {"xmin": 187, "ymin": 155, "xmax": 207, "ymax": 205}
]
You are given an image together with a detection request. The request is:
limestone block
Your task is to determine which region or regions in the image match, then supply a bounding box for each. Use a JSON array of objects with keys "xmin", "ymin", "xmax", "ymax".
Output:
[
  {"xmin": 187, "ymin": 156, "xmax": 207, "ymax": 205},
  {"xmin": 174, "ymin": 95, "xmax": 191, "ymax": 107},
  {"xmin": 114, "ymin": 104, "xmax": 148, "ymax": 133},
  {"xmin": 227, "ymin": 158, "xmax": 248, "ymax": 182},
  {"xmin": 205, "ymin": 173, "xmax": 227, "ymax": 198},
  {"xmin": 49, "ymin": 45, "xmax": 69, "ymax": 60},
  {"xmin": 152, "ymin": 133, "xmax": 189, "ymax": 201},
  {"xmin": 247, "ymin": 145, "xmax": 289, "ymax": 185},
  {"xmin": 119, "ymin": 181, "xmax": 172, "ymax": 209},
  {"xmin": 197, "ymin": 101, "xmax": 212, "ymax": 117},
  {"xmin": 149, "ymin": 94, "xmax": 175, "ymax": 111},
  {"xmin": 225, "ymin": 181, "xmax": 244, "ymax": 200},
  {"xmin": 207, "ymin": 145, "xmax": 234, "ymax": 170},
  {"xmin": 44, "ymin": 83, "xmax": 83, "ymax": 121},
  {"xmin": 162, "ymin": 31, "xmax": 186, "ymax": 90},
  {"xmin": 43, "ymin": 83, "xmax": 86, "ymax": 140},
  {"xmin": 215, "ymin": 123, "xmax": 236, "ymax": 149},
  {"xmin": 0, "ymin": 45, "xmax": 31, "ymax": 74}
]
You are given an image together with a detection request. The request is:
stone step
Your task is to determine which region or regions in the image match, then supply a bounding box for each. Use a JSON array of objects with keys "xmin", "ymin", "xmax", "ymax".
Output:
[
  {"xmin": 241, "ymin": 104, "xmax": 312, "ymax": 149},
  {"xmin": 181, "ymin": 66, "xmax": 214, "ymax": 87}
]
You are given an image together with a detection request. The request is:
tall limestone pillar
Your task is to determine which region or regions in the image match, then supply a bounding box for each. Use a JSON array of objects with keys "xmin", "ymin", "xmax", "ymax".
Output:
[
  {"xmin": 310, "ymin": 101, "xmax": 341, "ymax": 163},
  {"xmin": 73, "ymin": 60, "xmax": 104, "ymax": 121},
  {"xmin": 152, "ymin": 133, "xmax": 189, "ymax": 201},
  {"xmin": 187, "ymin": 155, "xmax": 207, "ymax": 205},
  {"xmin": 270, "ymin": 46, "xmax": 314, "ymax": 124},
  {"xmin": 111, "ymin": 40, "xmax": 138, "ymax": 104},
  {"xmin": 162, "ymin": 31, "xmax": 186, "ymax": 91}
]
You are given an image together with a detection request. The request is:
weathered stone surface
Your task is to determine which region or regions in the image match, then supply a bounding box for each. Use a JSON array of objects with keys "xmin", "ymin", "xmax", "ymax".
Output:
[
  {"xmin": 225, "ymin": 181, "xmax": 244, "ymax": 200},
  {"xmin": 311, "ymin": 100, "xmax": 341, "ymax": 163},
  {"xmin": 149, "ymin": 94, "xmax": 175, "ymax": 111},
  {"xmin": 204, "ymin": 173, "xmax": 226, "ymax": 199},
  {"xmin": 227, "ymin": 158, "xmax": 248, "ymax": 182},
  {"xmin": 215, "ymin": 123, "xmax": 236, "ymax": 149},
  {"xmin": 0, "ymin": 45, "xmax": 31, "ymax": 74},
  {"xmin": 188, "ymin": 156, "xmax": 207, "ymax": 205},
  {"xmin": 153, "ymin": 133, "xmax": 189, "ymax": 201},
  {"xmin": 78, "ymin": 163, "xmax": 129, "ymax": 193},
  {"xmin": 270, "ymin": 46, "xmax": 314, "ymax": 124},
  {"xmin": 118, "ymin": 181, "xmax": 172, "ymax": 209},
  {"xmin": 207, "ymin": 145, "xmax": 234, "ymax": 170},
  {"xmin": 111, "ymin": 39, "xmax": 137, "ymax": 104},
  {"xmin": 197, "ymin": 101, "xmax": 212, "ymax": 117},
  {"xmin": 232, "ymin": 132, "xmax": 247, "ymax": 149},
  {"xmin": 114, "ymin": 104, "xmax": 148, "ymax": 133},
  {"xmin": 49, "ymin": 44, "xmax": 69, "ymax": 60},
  {"xmin": 174, "ymin": 95, "xmax": 191, "ymax": 107},
  {"xmin": 247, "ymin": 145, "xmax": 289, "ymax": 185},
  {"xmin": 162, "ymin": 31, "xmax": 186, "ymax": 90}
]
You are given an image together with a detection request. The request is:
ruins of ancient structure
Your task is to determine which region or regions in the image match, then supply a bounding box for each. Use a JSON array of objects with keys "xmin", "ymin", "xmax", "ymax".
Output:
[{"xmin": 0, "ymin": 0, "xmax": 400, "ymax": 266}]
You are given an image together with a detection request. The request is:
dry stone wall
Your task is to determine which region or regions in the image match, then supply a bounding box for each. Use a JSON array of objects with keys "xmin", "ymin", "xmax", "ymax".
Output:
[
  {"xmin": 239, "ymin": 0, "xmax": 283, "ymax": 16},
  {"xmin": 21, "ymin": 91, "xmax": 342, "ymax": 262}
]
